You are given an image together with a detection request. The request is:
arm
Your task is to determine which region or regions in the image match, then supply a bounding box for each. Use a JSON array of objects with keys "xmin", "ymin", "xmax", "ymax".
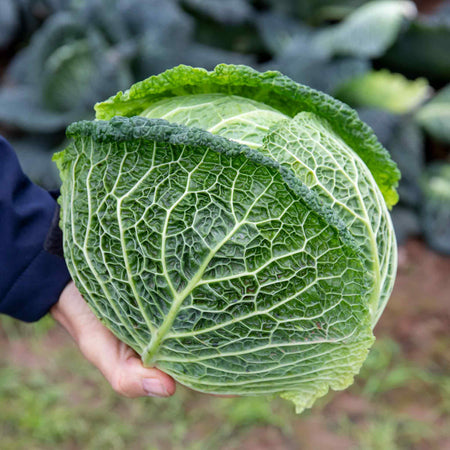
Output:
[{"xmin": 0, "ymin": 135, "xmax": 71, "ymax": 321}]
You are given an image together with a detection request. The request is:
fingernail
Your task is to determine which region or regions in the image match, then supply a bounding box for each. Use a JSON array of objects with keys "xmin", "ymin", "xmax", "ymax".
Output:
[{"xmin": 142, "ymin": 378, "xmax": 168, "ymax": 397}]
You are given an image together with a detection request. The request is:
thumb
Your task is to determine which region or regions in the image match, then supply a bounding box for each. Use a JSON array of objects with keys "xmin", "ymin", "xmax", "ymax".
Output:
[
  {"xmin": 91, "ymin": 342, "xmax": 176, "ymax": 398},
  {"xmin": 75, "ymin": 311, "xmax": 176, "ymax": 398}
]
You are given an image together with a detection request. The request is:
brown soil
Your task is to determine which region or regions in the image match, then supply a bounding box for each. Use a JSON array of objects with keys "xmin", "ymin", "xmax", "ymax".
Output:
[{"xmin": 377, "ymin": 239, "xmax": 450, "ymax": 367}]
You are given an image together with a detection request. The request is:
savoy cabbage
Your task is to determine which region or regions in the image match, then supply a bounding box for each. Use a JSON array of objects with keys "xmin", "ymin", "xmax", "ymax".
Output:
[{"xmin": 54, "ymin": 64, "xmax": 399, "ymax": 412}]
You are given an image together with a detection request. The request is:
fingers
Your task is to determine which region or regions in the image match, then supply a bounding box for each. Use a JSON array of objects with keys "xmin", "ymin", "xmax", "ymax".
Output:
[
  {"xmin": 99, "ymin": 344, "xmax": 176, "ymax": 398},
  {"xmin": 52, "ymin": 281, "xmax": 176, "ymax": 398}
]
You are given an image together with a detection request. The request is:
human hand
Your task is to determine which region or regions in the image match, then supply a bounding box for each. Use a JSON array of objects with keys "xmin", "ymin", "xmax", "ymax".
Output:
[{"xmin": 51, "ymin": 281, "xmax": 176, "ymax": 398}]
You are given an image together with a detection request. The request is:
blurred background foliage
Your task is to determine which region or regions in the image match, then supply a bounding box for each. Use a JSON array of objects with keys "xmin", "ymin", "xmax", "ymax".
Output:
[
  {"xmin": 0, "ymin": 0, "xmax": 449, "ymax": 253},
  {"xmin": 0, "ymin": 2, "xmax": 449, "ymax": 448}
]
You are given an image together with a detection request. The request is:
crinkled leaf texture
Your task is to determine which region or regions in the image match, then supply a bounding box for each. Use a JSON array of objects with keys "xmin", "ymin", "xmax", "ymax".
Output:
[{"xmin": 55, "ymin": 64, "xmax": 399, "ymax": 413}]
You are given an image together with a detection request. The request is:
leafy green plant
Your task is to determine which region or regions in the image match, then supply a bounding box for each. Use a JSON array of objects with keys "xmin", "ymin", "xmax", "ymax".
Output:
[
  {"xmin": 260, "ymin": 0, "xmax": 417, "ymax": 95},
  {"xmin": 0, "ymin": 11, "xmax": 131, "ymax": 133},
  {"xmin": 0, "ymin": 0, "xmax": 252, "ymax": 135},
  {"xmin": 54, "ymin": 64, "xmax": 399, "ymax": 412}
]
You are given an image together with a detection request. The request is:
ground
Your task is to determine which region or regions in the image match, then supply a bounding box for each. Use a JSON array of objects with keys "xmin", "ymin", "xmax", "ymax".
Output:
[{"xmin": 1, "ymin": 239, "xmax": 449, "ymax": 450}]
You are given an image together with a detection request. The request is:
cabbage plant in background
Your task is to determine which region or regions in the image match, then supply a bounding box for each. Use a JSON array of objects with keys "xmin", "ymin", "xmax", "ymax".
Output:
[
  {"xmin": 0, "ymin": 0, "xmax": 251, "ymax": 136},
  {"xmin": 54, "ymin": 64, "xmax": 399, "ymax": 412}
]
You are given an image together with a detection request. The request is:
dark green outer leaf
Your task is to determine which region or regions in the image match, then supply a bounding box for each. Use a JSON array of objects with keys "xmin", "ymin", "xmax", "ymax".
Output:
[{"xmin": 95, "ymin": 64, "xmax": 399, "ymax": 208}]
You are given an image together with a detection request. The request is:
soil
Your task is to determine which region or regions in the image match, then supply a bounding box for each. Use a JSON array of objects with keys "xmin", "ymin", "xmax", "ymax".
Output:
[{"xmin": 377, "ymin": 239, "xmax": 450, "ymax": 368}]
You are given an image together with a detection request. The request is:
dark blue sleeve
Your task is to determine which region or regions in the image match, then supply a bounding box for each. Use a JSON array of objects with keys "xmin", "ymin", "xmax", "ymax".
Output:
[{"xmin": 0, "ymin": 135, "xmax": 72, "ymax": 322}]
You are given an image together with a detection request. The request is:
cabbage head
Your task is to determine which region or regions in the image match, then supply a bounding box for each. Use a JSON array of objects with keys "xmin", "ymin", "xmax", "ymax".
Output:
[{"xmin": 54, "ymin": 64, "xmax": 399, "ymax": 412}]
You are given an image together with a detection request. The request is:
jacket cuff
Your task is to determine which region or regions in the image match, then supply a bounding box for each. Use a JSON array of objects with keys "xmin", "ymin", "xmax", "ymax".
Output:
[
  {"xmin": 1, "ymin": 246, "xmax": 72, "ymax": 322},
  {"xmin": 0, "ymin": 136, "xmax": 72, "ymax": 322},
  {"xmin": 44, "ymin": 200, "xmax": 65, "ymax": 259}
]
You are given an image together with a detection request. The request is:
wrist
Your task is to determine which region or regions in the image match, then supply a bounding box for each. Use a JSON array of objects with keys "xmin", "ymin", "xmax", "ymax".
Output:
[{"xmin": 50, "ymin": 281, "xmax": 79, "ymax": 341}]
